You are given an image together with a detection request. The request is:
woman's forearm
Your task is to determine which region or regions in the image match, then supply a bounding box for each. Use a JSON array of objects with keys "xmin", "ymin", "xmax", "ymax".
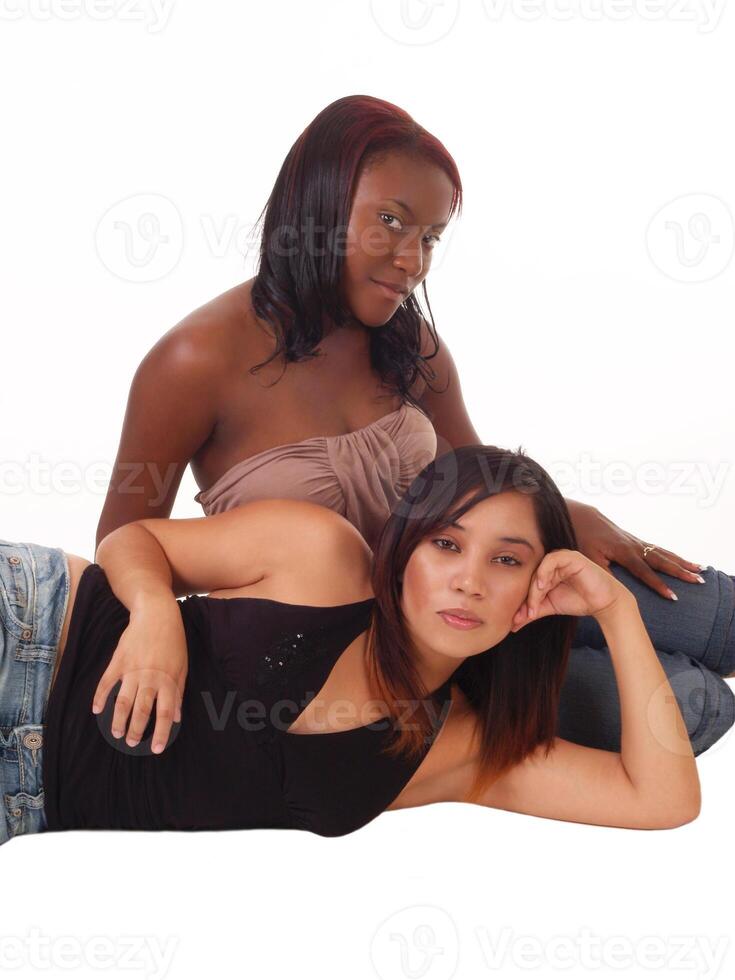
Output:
[
  {"xmin": 596, "ymin": 594, "xmax": 701, "ymax": 822},
  {"xmin": 95, "ymin": 523, "xmax": 177, "ymax": 614}
]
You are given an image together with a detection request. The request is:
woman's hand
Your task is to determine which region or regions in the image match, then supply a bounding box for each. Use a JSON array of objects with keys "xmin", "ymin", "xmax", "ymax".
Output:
[
  {"xmin": 92, "ymin": 596, "xmax": 188, "ymax": 754},
  {"xmin": 511, "ymin": 548, "xmax": 633, "ymax": 630},
  {"xmin": 566, "ymin": 499, "xmax": 705, "ymax": 601}
]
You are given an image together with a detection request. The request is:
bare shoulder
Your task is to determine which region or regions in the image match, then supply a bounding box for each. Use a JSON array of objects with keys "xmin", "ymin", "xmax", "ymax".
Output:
[
  {"xmin": 275, "ymin": 499, "xmax": 375, "ymax": 605},
  {"xmin": 237, "ymin": 498, "xmax": 375, "ymax": 607},
  {"xmin": 150, "ymin": 279, "xmax": 255, "ymax": 371}
]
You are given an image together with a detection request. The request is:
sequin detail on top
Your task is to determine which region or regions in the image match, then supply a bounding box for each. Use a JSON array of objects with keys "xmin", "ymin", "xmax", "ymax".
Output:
[{"xmin": 255, "ymin": 624, "xmax": 330, "ymax": 693}]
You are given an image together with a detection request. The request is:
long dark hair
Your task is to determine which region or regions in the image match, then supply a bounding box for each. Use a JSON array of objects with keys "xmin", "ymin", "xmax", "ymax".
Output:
[
  {"xmin": 366, "ymin": 445, "xmax": 578, "ymax": 803},
  {"xmin": 248, "ymin": 94, "xmax": 463, "ymax": 411}
]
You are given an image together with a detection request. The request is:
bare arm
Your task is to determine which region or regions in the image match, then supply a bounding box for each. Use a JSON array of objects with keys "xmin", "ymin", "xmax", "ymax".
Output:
[
  {"xmin": 91, "ymin": 500, "xmax": 372, "ymax": 753},
  {"xmin": 417, "ymin": 322, "xmax": 483, "ymax": 450},
  {"xmin": 94, "ymin": 498, "xmax": 373, "ymax": 604},
  {"xmin": 469, "ymin": 594, "xmax": 701, "ymax": 830},
  {"xmin": 94, "ymin": 322, "xmax": 223, "ymax": 549}
]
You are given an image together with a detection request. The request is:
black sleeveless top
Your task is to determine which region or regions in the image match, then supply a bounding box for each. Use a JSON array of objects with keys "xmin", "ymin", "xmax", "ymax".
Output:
[{"xmin": 43, "ymin": 564, "xmax": 454, "ymax": 838}]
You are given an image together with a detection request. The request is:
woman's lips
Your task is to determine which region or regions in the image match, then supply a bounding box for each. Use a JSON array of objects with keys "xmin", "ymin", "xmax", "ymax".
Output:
[
  {"xmin": 438, "ymin": 612, "xmax": 483, "ymax": 630},
  {"xmin": 371, "ymin": 279, "xmax": 405, "ymax": 301}
]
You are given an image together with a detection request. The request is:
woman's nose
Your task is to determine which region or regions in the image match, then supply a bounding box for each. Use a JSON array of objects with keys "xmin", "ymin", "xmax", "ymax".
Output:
[
  {"xmin": 451, "ymin": 567, "xmax": 485, "ymax": 598},
  {"xmin": 393, "ymin": 233, "xmax": 424, "ymax": 277}
]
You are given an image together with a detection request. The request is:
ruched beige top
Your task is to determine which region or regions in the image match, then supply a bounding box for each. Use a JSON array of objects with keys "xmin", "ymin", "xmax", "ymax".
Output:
[{"xmin": 194, "ymin": 402, "xmax": 437, "ymax": 552}]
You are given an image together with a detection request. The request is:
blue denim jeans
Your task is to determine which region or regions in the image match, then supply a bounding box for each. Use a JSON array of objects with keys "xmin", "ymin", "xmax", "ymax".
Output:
[
  {"xmin": 560, "ymin": 563, "xmax": 735, "ymax": 755},
  {"xmin": 0, "ymin": 538, "xmax": 69, "ymax": 848}
]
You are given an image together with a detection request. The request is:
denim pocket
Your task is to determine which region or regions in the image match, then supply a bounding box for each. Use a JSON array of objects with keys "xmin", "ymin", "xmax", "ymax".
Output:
[
  {"xmin": 3, "ymin": 790, "xmax": 45, "ymax": 840},
  {"xmin": 0, "ymin": 543, "xmax": 35, "ymax": 637}
]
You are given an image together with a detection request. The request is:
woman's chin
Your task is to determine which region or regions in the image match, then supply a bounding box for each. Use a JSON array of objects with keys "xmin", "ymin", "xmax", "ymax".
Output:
[{"xmin": 355, "ymin": 305, "xmax": 399, "ymax": 328}]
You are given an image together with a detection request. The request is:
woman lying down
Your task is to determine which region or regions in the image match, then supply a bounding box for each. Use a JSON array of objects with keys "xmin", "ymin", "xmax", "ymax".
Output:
[{"xmin": 1, "ymin": 446, "xmax": 729, "ymax": 846}]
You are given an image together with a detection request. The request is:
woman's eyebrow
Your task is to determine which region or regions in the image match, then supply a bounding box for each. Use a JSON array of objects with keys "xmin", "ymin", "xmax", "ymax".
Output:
[
  {"xmin": 381, "ymin": 198, "xmax": 448, "ymax": 230},
  {"xmin": 449, "ymin": 521, "xmax": 536, "ymax": 552}
]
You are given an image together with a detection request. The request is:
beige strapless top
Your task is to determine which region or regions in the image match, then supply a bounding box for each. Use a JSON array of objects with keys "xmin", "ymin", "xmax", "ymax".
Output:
[{"xmin": 194, "ymin": 402, "xmax": 437, "ymax": 552}]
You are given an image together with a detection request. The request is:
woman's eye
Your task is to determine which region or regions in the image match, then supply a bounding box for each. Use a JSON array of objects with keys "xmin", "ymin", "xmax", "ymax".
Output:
[
  {"xmin": 379, "ymin": 212, "xmax": 401, "ymax": 230},
  {"xmin": 432, "ymin": 537, "xmax": 458, "ymax": 551},
  {"xmin": 432, "ymin": 539, "xmax": 521, "ymax": 566},
  {"xmin": 379, "ymin": 213, "xmax": 440, "ymax": 249}
]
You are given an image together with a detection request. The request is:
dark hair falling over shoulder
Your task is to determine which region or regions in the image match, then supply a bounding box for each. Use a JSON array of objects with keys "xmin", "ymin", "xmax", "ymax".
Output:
[
  {"xmin": 248, "ymin": 94, "xmax": 463, "ymax": 412},
  {"xmin": 367, "ymin": 445, "xmax": 579, "ymax": 804}
]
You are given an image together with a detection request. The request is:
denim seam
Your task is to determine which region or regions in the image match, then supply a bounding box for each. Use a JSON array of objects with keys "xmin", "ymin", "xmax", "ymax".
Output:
[
  {"xmin": 43, "ymin": 550, "xmax": 70, "ymax": 717},
  {"xmin": 687, "ymin": 663, "xmax": 711, "ymax": 749},
  {"xmin": 703, "ymin": 573, "xmax": 735, "ymax": 676}
]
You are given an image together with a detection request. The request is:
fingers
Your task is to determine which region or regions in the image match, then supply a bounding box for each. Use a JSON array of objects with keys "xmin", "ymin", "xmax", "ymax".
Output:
[
  {"xmin": 513, "ymin": 550, "xmax": 586, "ymax": 627},
  {"xmin": 653, "ymin": 549, "xmax": 706, "ymax": 573},
  {"xmin": 528, "ymin": 563, "xmax": 560, "ymax": 617},
  {"xmin": 108, "ymin": 670, "xmax": 181, "ymax": 753},
  {"xmin": 150, "ymin": 686, "xmax": 177, "ymax": 755},
  {"xmin": 111, "ymin": 675, "xmax": 138, "ymax": 740},
  {"xmin": 125, "ymin": 683, "xmax": 156, "ymax": 748},
  {"xmin": 92, "ymin": 663, "xmax": 120, "ymax": 715},
  {"xmin": 620, "ymin": 554, "xmax": 678, "ymax": 600},
  {"xmin": 647, "ymin": 547, "xmax": 706, "ymax": 584}
]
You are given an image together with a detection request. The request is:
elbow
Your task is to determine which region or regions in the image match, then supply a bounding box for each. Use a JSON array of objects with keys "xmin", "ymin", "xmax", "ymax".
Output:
[
  {"xmin": 670, "ymin": 796, "xmax": 702, "ymax": 828},
  {"xmin": 94, "ymin": 521, "xmax": 145, "ymax": 564},
  {"xmin": 646, "ymin": 797, "xmax": 701, "ymax": 830},
  {"xmin": 94, "ymin": 527, "xmax": 119, "ymax": 563}
]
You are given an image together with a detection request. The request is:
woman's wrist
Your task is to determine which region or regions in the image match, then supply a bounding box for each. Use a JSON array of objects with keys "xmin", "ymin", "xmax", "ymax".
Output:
[
  {"xmin": 592, "ymin": 588, "xmax": 638, "ymax": 629},
  {"xmin": 129, "ymin": 587, "xmax": 180, "ymax": 618},
  {"xmin": 96, "ymin": 523, "xmax": 176, "ymax": 615}
]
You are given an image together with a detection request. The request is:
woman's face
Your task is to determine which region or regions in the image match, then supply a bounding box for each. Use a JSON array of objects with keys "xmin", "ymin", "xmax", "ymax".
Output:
[
  {"xmin": 340, "ymin": 151, "xmax": 455, "ymax": 326},
  {"xmin": 400, "ymin": 490, "xmax": 546, "ymax": 681}
]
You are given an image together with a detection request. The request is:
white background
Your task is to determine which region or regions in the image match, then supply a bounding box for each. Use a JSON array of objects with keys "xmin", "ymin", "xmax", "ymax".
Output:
[{"xmin": 1, "ymin": 2, "xmax": 734, "ymax": 979}]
